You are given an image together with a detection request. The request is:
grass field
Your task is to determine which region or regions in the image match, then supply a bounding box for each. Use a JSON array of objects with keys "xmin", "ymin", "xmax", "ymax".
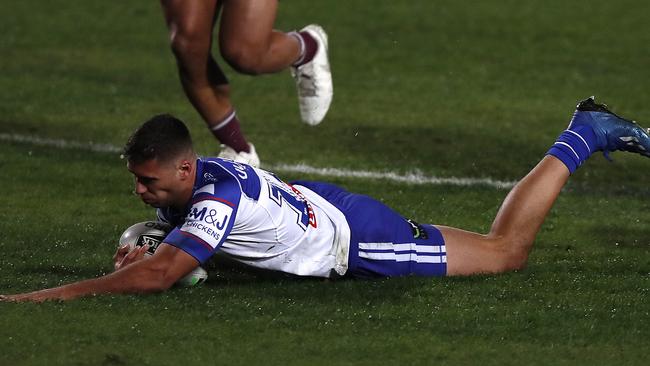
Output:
[{"xmin": 1, "ymin": 0, "xmax": 649, "ymax": 365}]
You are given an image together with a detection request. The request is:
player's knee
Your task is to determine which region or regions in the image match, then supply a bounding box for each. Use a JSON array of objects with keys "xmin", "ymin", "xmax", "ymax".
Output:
[
  {"xmin": 500, "ymin": 243, "xmax": 530, "ymax": 272},
  {"xmin": 490, "ymin": 237, "xmax": 530, "ymax": 273},
  {"xmin": 501, "ymin": 250, "xmax": 529, "ymax": 272},
  {"xmin": 220, "ymin": 42, "xmax": 265, "ymax": 75},
  {"xmin": 169, "ymin": 29, "xmax": 210, "ymax": 61}
]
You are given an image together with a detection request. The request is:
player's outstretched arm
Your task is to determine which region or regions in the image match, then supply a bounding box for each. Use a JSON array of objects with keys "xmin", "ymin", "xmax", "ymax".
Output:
[{"xmin": 0, "ymin": 244, "xmax": 199, "ymax": 302}]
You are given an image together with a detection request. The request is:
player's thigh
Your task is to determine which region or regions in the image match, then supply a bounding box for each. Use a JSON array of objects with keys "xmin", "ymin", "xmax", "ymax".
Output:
[
  {"xmin": 438, "ymin": 225, "xmax": 512, "ymax": 276},
  {"xmin": 218, "ymin": 0, "xmax": 279, "ymax": 50},
  {"xmin": 160, "ymin": 0, "xmax": 219, "ymax": 40}
]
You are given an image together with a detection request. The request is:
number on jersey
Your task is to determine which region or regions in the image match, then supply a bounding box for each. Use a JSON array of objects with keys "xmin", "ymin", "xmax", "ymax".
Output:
[{"xmin": 266, "ymin": 179, "xmax": 317, "ymax": 230}]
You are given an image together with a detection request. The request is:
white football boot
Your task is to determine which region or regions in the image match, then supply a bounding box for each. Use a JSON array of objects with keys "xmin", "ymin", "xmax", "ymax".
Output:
[
  {"xmin": 291, "ymin": 25, "xmax": 333, "ymax": 126},
  {"xmin": 217, "ymin": 143, "xmax": 260, "ymax": 167}
]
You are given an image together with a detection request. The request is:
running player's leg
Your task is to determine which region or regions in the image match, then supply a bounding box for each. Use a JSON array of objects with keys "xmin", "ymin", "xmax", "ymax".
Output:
[
  {"xmin": 160, "ymin": 0, "xmax": 255, "ymax": 164},
  {"xmin": 219, "ymin": 0, "xmax": 333, "ymax": 125},
  {"xmin": 441, "ymin": 156, "xmax": 569, "ymax": 275},
  {"xmin": 218, "ymin": 0, "xmax": 301, "ymax": 74}
]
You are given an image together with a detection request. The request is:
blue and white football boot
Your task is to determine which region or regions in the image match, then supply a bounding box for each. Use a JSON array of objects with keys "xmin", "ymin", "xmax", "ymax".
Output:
[{"xmin": 569, "ymin": 97, "xmax": 650, "ymax": 159}]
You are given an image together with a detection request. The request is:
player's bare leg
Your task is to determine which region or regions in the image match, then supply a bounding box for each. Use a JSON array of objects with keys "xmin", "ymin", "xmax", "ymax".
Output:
[
  {"xmin": 219, "ymin": 0, "xmax": 332, "ymax": 125},
  {"xmin": 161, "ymin": 0, "xmax": 229, "ymax": 129},
  {"xmin": 219, "ymin": 0, "xmax": 302, "ymax": 74},
  {"xmin": 442, "ymin": 156, "xmax": 569, "ymax": 275},
  {"xmin": 442, "ymin": 97, "xmax": 650, "ymax": 276},
  {"xmin": 160, "ymin": 0, "xmax": 258, "ymax": 165}
]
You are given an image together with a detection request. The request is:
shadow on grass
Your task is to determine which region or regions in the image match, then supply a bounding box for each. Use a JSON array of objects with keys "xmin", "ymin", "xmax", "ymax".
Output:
[
  {"xmin": 204, "ymin": 255, "xmax": 323, "ymax": 285},
  {"xmin": 198, "ymin": 254, "xmax": 500, "ymax": 306},
  {"xmin": 278, "ymin": 121, "xmax": 544, "ymax": 180}
]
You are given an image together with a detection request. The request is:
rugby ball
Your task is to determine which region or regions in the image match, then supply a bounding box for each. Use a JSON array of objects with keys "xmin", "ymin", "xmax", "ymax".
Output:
[{"xmin": 118, "ymin": 221, "xmax": 208, "ymax": 287}]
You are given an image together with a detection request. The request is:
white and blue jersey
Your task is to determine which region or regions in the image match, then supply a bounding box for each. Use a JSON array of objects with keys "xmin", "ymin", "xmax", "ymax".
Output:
[
  {"xmin": 158, "ymin": 158, "xmax": 447, "ymax": 278},
  {"xmin": 158, "ymin": 158, "xmax": 351, "ymax": 278}
]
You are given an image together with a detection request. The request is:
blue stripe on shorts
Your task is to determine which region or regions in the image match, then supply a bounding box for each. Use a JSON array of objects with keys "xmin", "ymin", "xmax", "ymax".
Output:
[{"xmin": 291, "ymin": 180, "xmax": 447, "ymax": 278}]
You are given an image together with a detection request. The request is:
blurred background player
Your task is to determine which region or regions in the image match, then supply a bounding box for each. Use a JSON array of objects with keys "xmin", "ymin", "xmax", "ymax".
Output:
[{"xmin": 160, "ymin": 0, "xmax": 333, "ymax": 166}]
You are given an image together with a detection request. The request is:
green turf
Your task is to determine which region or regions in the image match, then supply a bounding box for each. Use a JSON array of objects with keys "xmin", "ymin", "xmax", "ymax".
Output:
[{"xmin": 1, "ymin": 0, "xmax": 649, "ymax": 365}]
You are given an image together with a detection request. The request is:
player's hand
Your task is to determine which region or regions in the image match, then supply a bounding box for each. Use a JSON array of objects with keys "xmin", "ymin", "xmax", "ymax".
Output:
[
  {"xmin": 114, "ymin": 245, "xmax": 149, "ymax": 271},
  {"xmin": 0, "ymin": 294, "xmax": 20, "ymax": 302},
  {"xmin": 113, "ymin": 244, "xmax": 131, "ymax": 271},
  {"xmin": 0, "ymin": 293, "xmax": 39, "ymax": 302},
  {"xmin": 0, "ymin": 289, "xmax": 61, "ymax": 303}
]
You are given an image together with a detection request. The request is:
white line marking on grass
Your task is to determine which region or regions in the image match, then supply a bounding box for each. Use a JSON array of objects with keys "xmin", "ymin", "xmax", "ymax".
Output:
[
  {"xmin": 0, "ymin": 133, "xmax": 122, "ymax": 154},
  {"xmin": 270, "ymin": 163, "xmax": 517, "ymax": 189},
  {"xmin": 0, "ymin": 133, "xmax": 517, "ymax": 189}
]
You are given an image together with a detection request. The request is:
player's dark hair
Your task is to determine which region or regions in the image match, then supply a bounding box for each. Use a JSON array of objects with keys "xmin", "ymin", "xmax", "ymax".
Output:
[{"xmin": 122, "ymin": 114, "xmax": 194, "ymax": 165}]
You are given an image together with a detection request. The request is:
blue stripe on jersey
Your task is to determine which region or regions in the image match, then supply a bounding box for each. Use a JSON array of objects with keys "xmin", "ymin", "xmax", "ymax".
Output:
[
  {"xmin": 202, "ymin": 158, "xmax": 261, "ymax": 200},
  {"xmin": 164, "ymin": 229, "xmax": 215, "ymax": 264},
  {"xmin": 160, "ymin": 158, "xmax": 255, "ymax": 263}
]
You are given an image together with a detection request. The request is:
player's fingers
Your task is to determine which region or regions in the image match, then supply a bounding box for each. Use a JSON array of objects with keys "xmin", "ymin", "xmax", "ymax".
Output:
[
  {"xmin": 134, "ymin": 245, "xmax": 149, "ymax": 260},
  {"xmin": 0, "ymin": 295, "xmax": 18, "ymax": 302},
  {"xmin": 113, "ymin": 245, "xmax": 132, "ymax": 270},
  {"xmin": 112, "ymin": 245, "xmax": 130, "ymax": 262},
  {"xmin": 118, "ymin": 245, "xmax": 149, "ymax": 269},
  {"xmin": 0, "ymin": 294, "xmax": 29, "ymax": 303},
  {"xmin": 125, "ymin": 245, "xmax": 145, "ymax": 260},
  {"xmin": 117, "ymin": 247, "xmax": 139, "ymax": 270}
]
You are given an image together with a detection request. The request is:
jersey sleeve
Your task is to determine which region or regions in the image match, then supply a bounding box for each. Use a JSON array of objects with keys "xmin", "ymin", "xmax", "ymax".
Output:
[{"xmin": 163, "ymin": 179, "xmax": 241, "ymax": 264}]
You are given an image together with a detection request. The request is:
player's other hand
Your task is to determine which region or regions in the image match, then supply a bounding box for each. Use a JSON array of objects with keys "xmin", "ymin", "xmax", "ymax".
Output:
[
  {"xmin": 0, "ymin": 286, "xmax": 67, "ymax": 302},
  {"xmin": 0, "ymin": 292, "xmax": 54, "ymax": 303},
  {"xmin": 113, "ymin": 245, "xmax": 149, "ymax": 271},
  {"xmin": 113, "ymin": 244, "xmax": 131, "ymax": 271}
]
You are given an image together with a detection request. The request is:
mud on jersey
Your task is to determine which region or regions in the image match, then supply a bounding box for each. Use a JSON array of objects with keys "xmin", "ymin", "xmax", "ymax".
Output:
[{"xmin": 157, "ymin": 158, "xmax": 350, "ymax": 278}]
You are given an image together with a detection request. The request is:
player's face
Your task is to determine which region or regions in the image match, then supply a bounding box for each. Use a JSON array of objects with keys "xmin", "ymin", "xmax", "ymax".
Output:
[{"xmin": 127, "ymin": 158, "xmax": 190, "ymax": 208}]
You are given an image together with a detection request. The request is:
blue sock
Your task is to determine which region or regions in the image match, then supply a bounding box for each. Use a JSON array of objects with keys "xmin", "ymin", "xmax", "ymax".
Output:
[{"xmin": 546, "ymin": 125, "xmax": 598, "ymax": 174}]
